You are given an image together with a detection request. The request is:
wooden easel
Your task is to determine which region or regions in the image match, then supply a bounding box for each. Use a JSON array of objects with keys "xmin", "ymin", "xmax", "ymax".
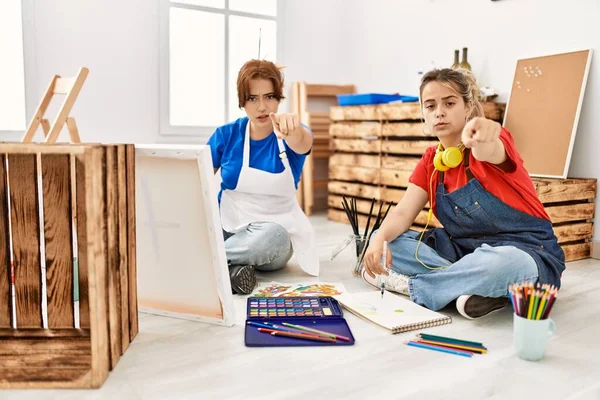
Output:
[{"xmin": 21, "ymin": 67, "xmax": 89, "ymax": 144}]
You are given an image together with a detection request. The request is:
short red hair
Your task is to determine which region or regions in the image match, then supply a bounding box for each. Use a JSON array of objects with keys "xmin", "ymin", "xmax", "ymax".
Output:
[{"xmin": 237, "ymin": 59, "xmax": 285, "ymax": 108}]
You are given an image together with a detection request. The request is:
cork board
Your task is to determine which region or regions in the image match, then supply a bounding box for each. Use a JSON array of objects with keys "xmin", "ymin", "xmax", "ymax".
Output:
[
  {"xmin": 504, "ymin": 50, "xmax": 593, "ymax": 178},
  {"xmin": 135, "ymin": 145, "xmax": 234, "ymax": 326}
]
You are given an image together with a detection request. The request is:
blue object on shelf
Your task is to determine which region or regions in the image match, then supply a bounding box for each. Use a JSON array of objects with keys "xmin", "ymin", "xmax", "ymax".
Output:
[{"xmin": 337, "ymin": 93, "xmax": 419, "ymax": 106}]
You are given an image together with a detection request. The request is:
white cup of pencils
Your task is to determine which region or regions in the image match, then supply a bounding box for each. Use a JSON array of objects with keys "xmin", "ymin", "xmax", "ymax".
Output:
[{"xmin": 509, "ymin": 282, "xmax": 558, "ymax": 361}]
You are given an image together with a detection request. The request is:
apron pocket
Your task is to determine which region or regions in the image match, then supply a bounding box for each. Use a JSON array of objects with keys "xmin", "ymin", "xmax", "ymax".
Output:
[{"xmin": 453, "ymin": 201, "xmax": 500, "ymax": 235}]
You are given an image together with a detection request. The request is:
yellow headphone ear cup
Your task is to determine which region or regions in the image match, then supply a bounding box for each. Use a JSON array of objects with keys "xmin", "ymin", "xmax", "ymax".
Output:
[
  {"xmin": 442, "ymin": 147, "xmax": 463, "ymax": 168},
  {"xmin": 433, "ymin": 152, "xmax": 449, "ymax": 171}
]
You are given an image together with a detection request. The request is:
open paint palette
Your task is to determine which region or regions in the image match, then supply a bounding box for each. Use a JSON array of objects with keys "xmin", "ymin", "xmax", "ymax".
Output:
[{"xmin": 244, "ymin": 296, "xmax": 355, "ymax": 347}]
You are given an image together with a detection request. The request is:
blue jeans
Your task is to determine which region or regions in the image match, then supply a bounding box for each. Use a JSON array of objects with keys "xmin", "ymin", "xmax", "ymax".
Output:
[
  {"xmin": 223, "ymin": 222, "xmax": 293, "ymax": 271},
  {"xmin": 385, "ymin": 230, "xmax": 539, "ymax": 310}
]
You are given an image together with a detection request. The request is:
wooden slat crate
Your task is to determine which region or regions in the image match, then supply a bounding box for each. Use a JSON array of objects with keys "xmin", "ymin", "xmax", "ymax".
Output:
[
  {"xmin": 327, "ymin": 102, "xmax": 596, "ymax": 262},
  {"xmin": 0, "ymin": 143, "xmax": 137, "ymax": 389}
]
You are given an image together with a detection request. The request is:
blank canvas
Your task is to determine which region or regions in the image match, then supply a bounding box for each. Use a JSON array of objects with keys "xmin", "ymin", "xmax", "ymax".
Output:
[{"xmin": 135, "ymin": 144, "xmax": 234, "ymax": 326}]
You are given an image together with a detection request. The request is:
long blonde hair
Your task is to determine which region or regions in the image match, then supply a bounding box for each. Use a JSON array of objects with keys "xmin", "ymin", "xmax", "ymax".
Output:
[{"xmin": 419, "ymin": 68, "xmax": 483, "ymax": 119}]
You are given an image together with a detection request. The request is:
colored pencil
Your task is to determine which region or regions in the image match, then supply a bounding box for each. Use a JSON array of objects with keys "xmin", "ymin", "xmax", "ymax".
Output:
[
  {"xmin": 415, "ymin": 339, "xmax": 487, "ymax": 354},
  {"xmin": 257, "ymin": 327, "xmax": 331, "ymax": 342},
  {"xmin": 536, "ymin": 292, "xmax": 548, "ymax": 320},
  {"xmin": 417, "ymin": 333, "xmax": 485, "ymax": 349},
  {"xmin": 509, "ymin": 282, "xmax": 559, "ymax": 320},
  {"xmin": 259, "ymin": 321, "xmax": 330, "ymax": 337},
  {"xmin": 270, "ymin": 330, "xmax": 337, "ymax": 343},
  {"xmin": 247, "ymin": 321, "xmax": 306, "ymax": 334},
  {"xmin": 527, "ymin": 291, "xmax": 535, "ymax": 319},
  {"xmin": 281, "ymin": 322, "xmax": 351, "ymax": 342},
  {"xmin": 542, "ymin": 291, "xmax": 558, "ymax": 320},
  {"xmin": 509, "ymin": 290, "xmax": 517, "ymax": 316},
  {"xmin": 406, "ymin": 341, "xmax": 472, "ymax": 358}
]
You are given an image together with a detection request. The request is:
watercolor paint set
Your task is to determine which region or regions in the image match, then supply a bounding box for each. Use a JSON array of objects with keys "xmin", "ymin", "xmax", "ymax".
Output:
[{"xmin": 244, "ymin": 296, "xmax": 355, "ymax": 347}]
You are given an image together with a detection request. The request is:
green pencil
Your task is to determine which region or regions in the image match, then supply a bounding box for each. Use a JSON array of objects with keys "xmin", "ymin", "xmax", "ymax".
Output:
[
  {"xmin": 417, "ymin": 333, "xmax": 486, "ymax": 349},
  {"xmin": 281, "ymin": 322, "xmax": 350, "ymax": 342}
]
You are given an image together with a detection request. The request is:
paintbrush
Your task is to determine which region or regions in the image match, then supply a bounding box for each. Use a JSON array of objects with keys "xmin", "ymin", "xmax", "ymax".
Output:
[{"xmin": 381, "ymin": 240, "xmax": 388, "ymax": 298}]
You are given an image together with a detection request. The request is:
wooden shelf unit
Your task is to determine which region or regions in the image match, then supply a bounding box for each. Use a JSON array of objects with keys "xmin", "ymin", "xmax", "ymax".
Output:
[{"xmin": 292, "ymin": 82, "xmax": 356, "ymax": 215}]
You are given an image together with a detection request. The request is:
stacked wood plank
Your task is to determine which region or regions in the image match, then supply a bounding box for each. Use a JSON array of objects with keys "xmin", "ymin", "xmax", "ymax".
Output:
[
  {"xmin": 0, "ymin": 143, "xmax": 137, "ymax": 389},
  {"xmin": 327, "ymin": 102, "xmax": 596, "ymax": 262}
]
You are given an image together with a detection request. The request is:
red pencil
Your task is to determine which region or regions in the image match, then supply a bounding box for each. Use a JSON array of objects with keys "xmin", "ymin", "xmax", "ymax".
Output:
[
  {"xmin": 269, "ymin": 330, "xmax": 337, "ymax": 343},
  {"xmin": 257, "ymin": 327, "xmax": 336, "ymax": 342}
]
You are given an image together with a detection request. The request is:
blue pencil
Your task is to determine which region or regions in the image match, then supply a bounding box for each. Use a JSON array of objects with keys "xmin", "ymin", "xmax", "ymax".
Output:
[
  {"xmin": 246, "ymin": 321, "xmax": 302, "ymax": 334},
  {"xmin": 406, "ymin": 341, "xmax": 472, "ymax": 358}
]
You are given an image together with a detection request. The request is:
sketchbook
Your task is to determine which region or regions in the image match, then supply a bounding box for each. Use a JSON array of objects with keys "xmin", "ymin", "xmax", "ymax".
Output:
[{"xmin": 333, "ymin": 291, "xmax": 451, "ymax": 334}]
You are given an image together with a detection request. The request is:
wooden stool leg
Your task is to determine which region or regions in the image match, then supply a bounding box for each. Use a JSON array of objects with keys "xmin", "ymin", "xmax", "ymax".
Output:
[
  {"xmin": 41, "ymin": 119, "xmax": 51, "ymax": 137},
  {"xmin": 67, "ymin": 118, "xmax": 82, "ymax": 143}
]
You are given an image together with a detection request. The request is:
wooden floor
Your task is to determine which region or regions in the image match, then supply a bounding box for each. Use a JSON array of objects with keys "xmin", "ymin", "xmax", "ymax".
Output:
[{"xmin": 4, "ymin": 214, "xmax": 600, "ymax": 399}]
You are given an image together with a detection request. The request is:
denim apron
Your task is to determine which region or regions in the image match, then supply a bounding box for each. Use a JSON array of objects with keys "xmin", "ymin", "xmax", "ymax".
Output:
[{"xmin": 421, "ymin": 149, "xmax": 566, "ymax": 288}]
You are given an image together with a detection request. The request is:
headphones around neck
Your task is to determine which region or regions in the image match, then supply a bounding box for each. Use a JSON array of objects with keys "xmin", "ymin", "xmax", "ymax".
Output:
[{"xmin": 433, "ymin": 142, "xmax": 465, "ymax": 172}]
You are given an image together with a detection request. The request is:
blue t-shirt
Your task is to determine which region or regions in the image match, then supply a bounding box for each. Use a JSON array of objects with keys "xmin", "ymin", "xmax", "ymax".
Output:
[{"xmin": 207, "ymin": 117, "xmax": 310, "ymax": 201}]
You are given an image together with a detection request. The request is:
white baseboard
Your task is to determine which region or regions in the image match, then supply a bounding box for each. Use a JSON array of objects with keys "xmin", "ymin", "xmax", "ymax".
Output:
[{"xmin": 591, "ymin": 240, "xmax": 600, "ymax": 260}]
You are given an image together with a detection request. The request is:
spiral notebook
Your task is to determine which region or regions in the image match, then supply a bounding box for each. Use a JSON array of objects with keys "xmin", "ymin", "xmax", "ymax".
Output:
[{"xmin": 333, "ymin": 291, "xmax": 451, "ymax": 334}]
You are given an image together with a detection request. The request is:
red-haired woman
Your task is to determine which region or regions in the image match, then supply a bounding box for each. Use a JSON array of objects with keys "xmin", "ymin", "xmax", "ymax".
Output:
[{"xmin": 207, "ymin": 59, "xmax": 318, "ymax": 294}]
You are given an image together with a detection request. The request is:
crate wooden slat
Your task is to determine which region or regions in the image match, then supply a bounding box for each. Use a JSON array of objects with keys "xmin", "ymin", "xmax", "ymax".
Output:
[
  {"xmin": 126, "ymin": 145, "xmax": 138, "ymax": 342},
  {"xmin": 105, "ymin": 146, "xmax": 121, "ymax": 369},
  {"xmin": 0, "ymin": 159, "xmax": 9, "ymax": 328},
  {"xmin": 304, "ymin": 83, "xmax": 357, "ymax": 97},
  {"xmin": 43, "ymin": 155, "xmax": 74, "ymax": 328},
  {"xmin": 76, "ymin": 156, "xmax": 91, "ymax": 328},
  {"xmin": 533, "ymin": 178, "xmax": 596, "ymax": 203},
  {"xmin": 0, "ymin": 144, "xmax": 137, "ymax": 389},
  {"xmin": 328, "ymin": 101, "xmax": 596, "ymax": 263},
  {"xmin": 330, "ymin": 121, "xmax": 424, "ymax": 138},
  {"xmin": 117, "ymin": 146, "xmax": 130, "ymax": 354},
  {"xmin": 330, "ymin": 102, "xmax": 506, "ymax": 122},
  {"xmin": 10, "ymin": 154, "xmax": 43, "ymax": 328},
  {"xmin": 562, "ymin": 242, "xmax": 592, "ymax": 262}
]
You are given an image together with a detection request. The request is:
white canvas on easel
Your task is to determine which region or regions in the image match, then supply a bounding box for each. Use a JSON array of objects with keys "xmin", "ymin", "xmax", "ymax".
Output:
[{"xmin": 135, "ymin": 144, "xmax": 234, "ymax": 326}]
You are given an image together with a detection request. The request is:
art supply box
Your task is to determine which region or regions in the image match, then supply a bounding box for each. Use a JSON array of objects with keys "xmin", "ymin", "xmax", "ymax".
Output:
[{"xmin": 244, "ymin": 296, "xmax": 355, "ymax": 347}]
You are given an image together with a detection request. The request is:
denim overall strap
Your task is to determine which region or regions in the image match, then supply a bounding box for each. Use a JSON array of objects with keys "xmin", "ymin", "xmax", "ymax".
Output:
[
  {"xmin": 423, "ymin": 149, "xmax": 565, "ymax": 287},
  {"xmin": 438, "ymin": 148, "xmax": 475, "ymax": 184}
]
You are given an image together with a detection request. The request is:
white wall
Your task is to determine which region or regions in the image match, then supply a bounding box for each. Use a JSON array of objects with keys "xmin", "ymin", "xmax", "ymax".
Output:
[
  {"xmin": 23, "ymin": 0, "xmax": 160, "ymax": 144},
  {"xmin": 22, "ymin": 0, "xmax": 346, "ymax": 142},
  {"xmin": 279, "ymin": 0, "xmax": 351, "ymax": 93}
]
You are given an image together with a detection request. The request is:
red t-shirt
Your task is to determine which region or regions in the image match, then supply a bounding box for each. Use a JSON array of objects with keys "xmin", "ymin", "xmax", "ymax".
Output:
[{"xmin": 409, "ymin": 127, "xmax": 549, "ymax": 220}]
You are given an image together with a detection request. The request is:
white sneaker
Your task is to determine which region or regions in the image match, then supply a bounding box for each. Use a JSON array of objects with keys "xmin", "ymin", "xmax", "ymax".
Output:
[{"xmin": 361, "ymin": 269, "xmax": 410, "ymax": 296}]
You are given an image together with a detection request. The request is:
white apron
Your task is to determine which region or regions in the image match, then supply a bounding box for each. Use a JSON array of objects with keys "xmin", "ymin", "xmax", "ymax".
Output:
[{"xmin": 219, "ymin": 122, "xmax": 320, "ymax": 276}]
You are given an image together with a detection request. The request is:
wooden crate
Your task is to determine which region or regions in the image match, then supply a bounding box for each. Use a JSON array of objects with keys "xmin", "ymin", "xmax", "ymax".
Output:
[
  {"xmin": 327, "ymin": 102, "xmax": 596, "ymax": 262},
  {"xmin": 0, "ymin": 143, "xmax": 138, "ymax": 389}
]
